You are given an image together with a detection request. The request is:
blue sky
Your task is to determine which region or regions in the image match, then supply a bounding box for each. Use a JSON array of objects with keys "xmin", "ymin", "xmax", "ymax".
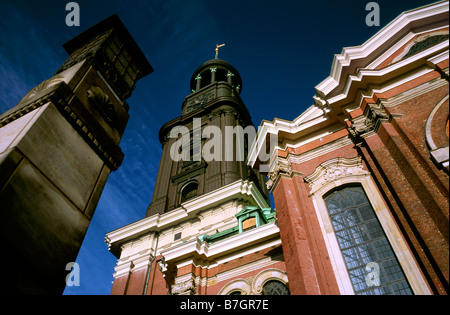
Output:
[{"xmin": 0, "ymin": 0, "xmax": 436, "ymax": 295}]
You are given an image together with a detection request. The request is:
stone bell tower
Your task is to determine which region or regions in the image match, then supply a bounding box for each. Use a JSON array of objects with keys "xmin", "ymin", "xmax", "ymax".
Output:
[
  {"xmin": 105, "ymin": 53, "xmax": 282, "ymax": 296},
  {"xmin": 0, "ymin": 15, "xmax": 152, "ymax": 294},
  {"xmin": 146, "ymin": 54, "xmax": 268, "ymax": 217}
]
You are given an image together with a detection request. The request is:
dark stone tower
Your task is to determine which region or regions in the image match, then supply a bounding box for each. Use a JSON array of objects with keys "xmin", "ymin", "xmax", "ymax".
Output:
[
  {"xmin": 146, "ymin": 56, "xmax": 268, "ymax": 217},
  {"xmin": 0, "ymin": 15, "xmax": 152, "ymax": 294}
]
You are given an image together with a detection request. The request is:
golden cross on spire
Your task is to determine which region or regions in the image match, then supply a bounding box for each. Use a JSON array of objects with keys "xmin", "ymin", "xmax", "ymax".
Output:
[{"xmin": 215, "ymin": 43, "xmax": 225, "ymax": 58}]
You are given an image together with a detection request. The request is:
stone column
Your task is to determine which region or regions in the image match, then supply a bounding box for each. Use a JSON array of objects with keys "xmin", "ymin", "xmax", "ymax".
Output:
[
  {"xmin": 210, "ymin": 67, "xmax": 217, "ymax": 84},
  {"xmin": 195, "ymin": 74, "xmax": 202, "ymax": 91}
]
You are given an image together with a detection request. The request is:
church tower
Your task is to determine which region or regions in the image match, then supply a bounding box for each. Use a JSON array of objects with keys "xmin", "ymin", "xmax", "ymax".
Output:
[
  {"xmin": 0, "ymin": 15, "xmax": 152, "ymax": 294},
  {"xmin": 106, "ymin": 52, "xmax": 289, "ymax": 295},
  {"xmin": 146, "ymin": 52, "xmax": 268, "ymax": 216}
]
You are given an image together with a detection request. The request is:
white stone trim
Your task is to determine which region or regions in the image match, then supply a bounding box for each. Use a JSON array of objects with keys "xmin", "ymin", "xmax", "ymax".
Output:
[
  {"xmin": 425, "ymin": 95, "xmax": 448, "ymax": 150},
  {"xmin": 215, "ymin": 252, "xmax": 284, "ymax": 284},
  {"xmin": 247, "ymin": 106, "xmax": 328, "ymax": 169},
  {"xmin": 330, "ymin": 60, "xmax": 438, "ymax": 110},
  {"xmin": 306, "ymin": 157, "xmax": 432, "ymax": 295},
  {"xmin": 217, "ymin": 279, "xmax": 252, "ymax": 295},
  {"xmin": 425, "ymin": 94, "xmax": 449, "ymax": 150},
  {"xmin": 160, "ymin": 222, "xmax": 280, "ymax": 264},
  {"xmin": 287, "ymin": 136, "xmax": 354, "ymax": 166},
  {"xmin": 392, "ymin": 29, "xmax": 449, "ymax": 64},
  {"xmin": 427, "ymin": 49, "xmax": 450, "ymax": 68},
  {"xmin": 426, "ymin": 94, "xmax": 449, "ymax": 168},
  {"xmin": 315, "ymin": 1, "xmax": 449, "ymax": 96},
  {"xmin": 378, "ymin": 75, "xmax": 447, "ymax": 108},
  {"xmin": 106, "ymin": 179, "xmax": 269, "ymax": 254},
  {"xmin": 252, "ymin": 268, "xmax": 289, "ymax": 295}
]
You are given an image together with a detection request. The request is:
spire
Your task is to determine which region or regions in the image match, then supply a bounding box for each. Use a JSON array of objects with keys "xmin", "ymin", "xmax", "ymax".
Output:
[{"xmin": 215, "ymin": 43, "xmax": 225, "ymax": 59}]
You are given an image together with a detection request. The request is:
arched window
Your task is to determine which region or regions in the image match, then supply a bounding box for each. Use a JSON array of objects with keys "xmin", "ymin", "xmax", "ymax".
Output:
[
  {"xmin": 181, "ymin": 182, "xmax": 198, "ymax": 203},
  {"xmin": 324, "ymin": 185, "xmax": 413, "ymax": 295},
  {"xmin": 262, "ymin": 280, "xmax": 289, "ymax": 295},
  {"xmin": 402, "ymin": 34, "xmax": 449, "ymax": 59}
]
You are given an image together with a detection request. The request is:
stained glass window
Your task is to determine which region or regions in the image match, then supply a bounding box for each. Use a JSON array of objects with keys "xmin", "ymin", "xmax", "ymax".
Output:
[{"xmin": 324, "ymin": 185, "xmax": 413, "ymax": 295}]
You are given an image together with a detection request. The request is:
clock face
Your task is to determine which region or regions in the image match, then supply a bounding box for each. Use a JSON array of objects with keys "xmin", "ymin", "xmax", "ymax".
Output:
[{"xmin": 262, "ymin": 281, "xmax": 290, "ymax": 295}]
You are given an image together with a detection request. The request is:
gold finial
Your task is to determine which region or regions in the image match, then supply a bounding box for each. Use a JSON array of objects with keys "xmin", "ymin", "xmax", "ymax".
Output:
[{"xmin": 215, "ymin": 43, "xmax": 225, "ymax": 58}]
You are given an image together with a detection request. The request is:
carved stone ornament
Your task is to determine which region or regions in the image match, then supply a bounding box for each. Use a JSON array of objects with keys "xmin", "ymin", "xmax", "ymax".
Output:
[
  {"xmin": 158, "ymin": 256, "xmax": 168, "ymax": 277},
  {"xmin": 266, "ymin": 159, "xmax": 292, "ymax": 191},
  {"xmin": 350, "ymin": 103, "xmax": 390, "ymax": 137},
  {"xmin": 304, "ymin": 156, "xmax": 369, "ymax": 194},
  {"xmin": 86, "ymin": 85, "xmax": 117, "ymax": 126},
  {"xmin": 171, "ymin": 279, "xmax": 196, "ymax": 295},
  {"xmin": 21, "ymin": 75, "xmax": 65, "ymax": 103}
]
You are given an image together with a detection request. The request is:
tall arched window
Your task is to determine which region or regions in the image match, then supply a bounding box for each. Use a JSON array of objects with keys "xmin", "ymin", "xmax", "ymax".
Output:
[{"xmin": 324, "ymin": 185, "xmax": 413, "ymax": 295}]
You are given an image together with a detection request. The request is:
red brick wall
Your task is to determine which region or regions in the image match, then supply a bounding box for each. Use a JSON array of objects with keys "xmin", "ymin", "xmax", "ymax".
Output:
[
  {"xmin": 110, "ymin": 274, "xmax": 128, "ymax": 295},
  {"xmin": 174, "ymin": 245, "xmax": 287, "ymax": 295},
  {"xmin": 356, "ymin": 82, "xmax": 449, "ymax": 294},
  {"xmin": 110, "ymin": 256, "xmax": 170, "ymax": 295},
  {"xmin": 112, "ymin": 245, "xmax": 288, "ymax": 295},
  {"xmin": 145, "ymin": 256, "xmax": 170, "ymax": 295},
  {"xmin": 273, "ymin": 173, "xmax": 342, "ymax": 295}
]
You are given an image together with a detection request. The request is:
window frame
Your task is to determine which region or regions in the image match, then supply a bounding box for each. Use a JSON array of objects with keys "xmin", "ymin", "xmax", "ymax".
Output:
[
  {"xmin": 323, "ymin": 184, "xmax": 413, "ymax": 295},
  {"xmin": 306, "ymin": 157, "xmax": 431, "ymax": 295}
]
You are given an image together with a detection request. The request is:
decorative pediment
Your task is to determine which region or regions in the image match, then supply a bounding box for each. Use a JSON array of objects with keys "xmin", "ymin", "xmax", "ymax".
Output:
[{"xmin": 304, "ymin": 156, "xmax": 369, "ymax": 194}]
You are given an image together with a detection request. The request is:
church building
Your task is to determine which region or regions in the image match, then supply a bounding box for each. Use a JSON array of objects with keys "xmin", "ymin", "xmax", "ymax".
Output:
[
  {"xmin": 106, "ymin": 1, "xmax": 448, "ymax": 295},
  {"xmin": 106, "ymin": 52, "xmax": 287, "ymax": 295},
  {"xmin": 248, "ymin": 1, "xmax": 448, "ymax": 295}
]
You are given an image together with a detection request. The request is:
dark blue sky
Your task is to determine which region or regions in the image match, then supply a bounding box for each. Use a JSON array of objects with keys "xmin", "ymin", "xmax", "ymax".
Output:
[{"xmin": 0, "ymin": 0, "xmax": 436, "ymax": 295}]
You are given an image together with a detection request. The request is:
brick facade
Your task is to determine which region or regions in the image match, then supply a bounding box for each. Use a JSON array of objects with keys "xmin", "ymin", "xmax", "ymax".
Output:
[{"xmin": 257, "ymin": 2, "xmax": 448, "ymax": 295}]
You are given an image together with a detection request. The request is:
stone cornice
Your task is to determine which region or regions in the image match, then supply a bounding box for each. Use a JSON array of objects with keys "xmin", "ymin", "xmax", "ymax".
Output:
[
  {"xmin": 0, "ymin": 81, "xmax": 124, "ymax": 170},
  {"xmin": 105, "ymin": 179, "xmax": 270, "ymax": 257},
  {"xmin": 0, "ymin": 60, "xmax": 131, "ymax": 171},
  {"xmin": 315, "ymin": 50, "xmax": 444, "ymax": 112},
  {"xmin": 315, "ymin": 1, "xmax": 449, "ymax": 98},
  {"xmin": 160, "ymin": 221, "xmax": 280, "ymax": 266},
  {"xmin": 248, "ymin": 2, "xmax": 448, "ymax": 173}
]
